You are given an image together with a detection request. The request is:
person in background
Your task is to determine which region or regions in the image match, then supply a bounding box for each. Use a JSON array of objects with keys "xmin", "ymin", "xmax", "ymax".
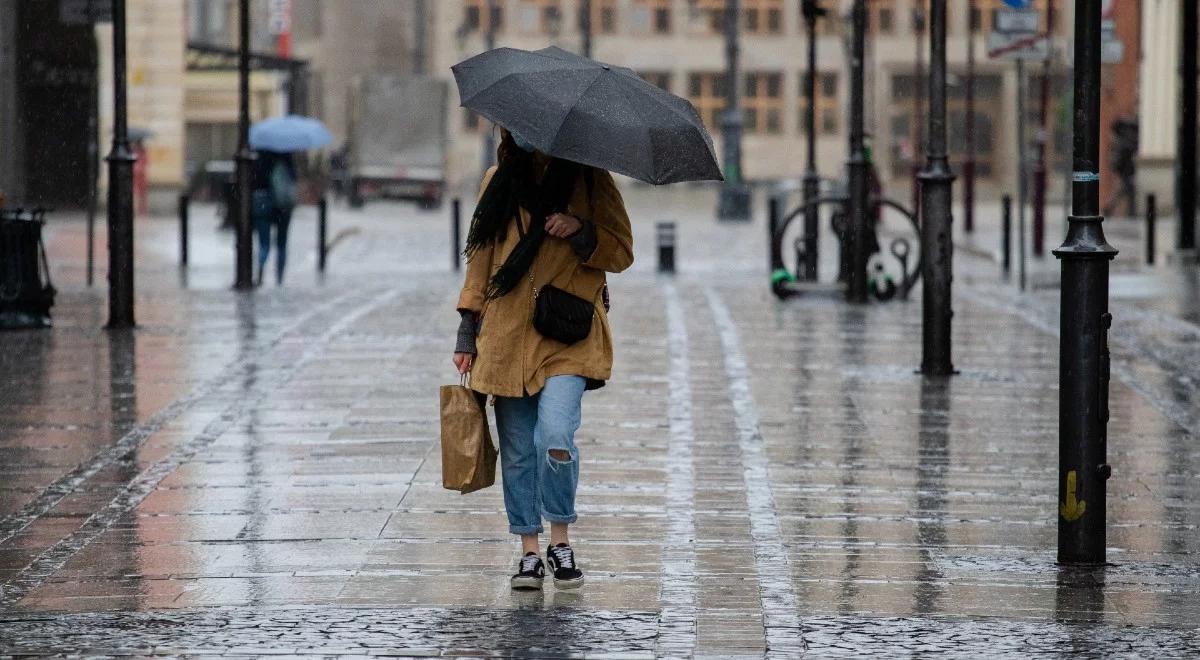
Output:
[
  {"xmin": 252, "ymin": 150, "xmax": 298, "ymax": 286},
  {"xmin": 1103, "ymin": 116, "xmax": 1139, "ymax": 218}
]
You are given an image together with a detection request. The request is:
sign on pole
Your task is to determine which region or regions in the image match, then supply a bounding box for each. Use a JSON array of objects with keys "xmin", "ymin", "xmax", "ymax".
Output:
[
  {"xmin": 987, "ymin": 7, "xmax": 1047, "ymax": 61},
  {"xmin": 987, "ymin": 32, "xmax": 1050, "ymax": 60},
  {"xmin": 994, "ymin": 9, "xmax": 1039, "ymax": 33}
]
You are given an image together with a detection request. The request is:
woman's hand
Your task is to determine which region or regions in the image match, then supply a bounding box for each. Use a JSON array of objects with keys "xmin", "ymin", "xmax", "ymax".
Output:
[
  {"xmin": 545, "ymin": 213, "xmax": 582, "ymax": 238},
  {"xmin": 452, "ymin": 352, "xmax": 474, "ymax": 375}
]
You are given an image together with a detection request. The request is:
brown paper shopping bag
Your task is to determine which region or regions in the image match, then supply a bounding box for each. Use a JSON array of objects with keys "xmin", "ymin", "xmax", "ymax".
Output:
[{"xmin": 439, "ymin": 375, "xmax": 497, "ymax": 494}]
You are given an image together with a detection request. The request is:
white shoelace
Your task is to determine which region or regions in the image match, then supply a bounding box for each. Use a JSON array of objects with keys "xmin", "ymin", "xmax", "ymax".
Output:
[
  {"xmin": 550, "ymin": 545, "xmax": 575, "ymax": 569},
  {"xmin": 520, "ymin": 554, "xmax": 541, "ymax": 573}
]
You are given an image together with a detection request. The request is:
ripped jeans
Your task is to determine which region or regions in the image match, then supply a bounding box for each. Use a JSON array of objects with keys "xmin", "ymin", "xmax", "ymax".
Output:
[{"xmin": 493, "ymin": 375, "xmax": 585, "ymax": 535}]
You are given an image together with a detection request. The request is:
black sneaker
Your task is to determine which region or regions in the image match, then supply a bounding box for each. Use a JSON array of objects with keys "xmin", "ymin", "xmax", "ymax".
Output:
[
  {"xmin": 510, "ymin": 552, "xmax": 545, "ymax": 590},
  {"xmin": 545, "ymin": 543, "xmax": 584, "ymax": 589}
]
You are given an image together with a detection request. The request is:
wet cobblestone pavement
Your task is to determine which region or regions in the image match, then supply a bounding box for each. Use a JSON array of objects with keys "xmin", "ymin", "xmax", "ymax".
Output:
[{"xmin": 1, "ymin": 193, "xmax": 1199, "ymax": 656}]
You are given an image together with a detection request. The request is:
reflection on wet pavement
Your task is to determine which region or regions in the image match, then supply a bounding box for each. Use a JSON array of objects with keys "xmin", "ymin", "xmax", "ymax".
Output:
[{"xmin": 1, "ymin": 198, "xmax": 1198, "ymax": 656}]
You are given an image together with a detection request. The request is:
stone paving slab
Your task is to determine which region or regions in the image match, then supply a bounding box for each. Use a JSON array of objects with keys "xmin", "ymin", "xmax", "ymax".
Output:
[
  {"xmin": 1, "ymin": 606, "xmax": 1197, "ymax": 657},
  {"xmin": 2, "ymin": 194, "xmax": 1199, "ymax": 656}
]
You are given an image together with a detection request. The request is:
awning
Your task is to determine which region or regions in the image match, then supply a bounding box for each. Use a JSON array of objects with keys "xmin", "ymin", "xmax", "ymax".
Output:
[{"xmin": 186, "ymin": 42, "xmax": 308, "ymax": 72}]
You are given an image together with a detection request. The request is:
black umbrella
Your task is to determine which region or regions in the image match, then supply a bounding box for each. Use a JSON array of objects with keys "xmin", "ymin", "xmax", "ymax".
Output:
[{"xmin": 452, "ymin": 46, "xmax": 723, "ymax": 185}]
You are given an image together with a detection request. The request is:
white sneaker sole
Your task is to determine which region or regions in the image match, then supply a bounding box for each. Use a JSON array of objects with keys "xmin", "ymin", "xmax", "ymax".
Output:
[
  {"xmin": 553, "ymin": 575, "xmax": 585, "ymax": 590},
  {"xmin": 510, "ymin": 575, "xmax": 544, "ymax": 590}
]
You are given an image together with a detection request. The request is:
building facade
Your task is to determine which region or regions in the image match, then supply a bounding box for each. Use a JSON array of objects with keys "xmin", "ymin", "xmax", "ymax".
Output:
[
  {"xmin": 428, "ymin": 0, "xmax": 1149, "ymax": 211},
  {"xmin": 0, "ymin": 0, "xmax": 1149, "ymax": 214}
]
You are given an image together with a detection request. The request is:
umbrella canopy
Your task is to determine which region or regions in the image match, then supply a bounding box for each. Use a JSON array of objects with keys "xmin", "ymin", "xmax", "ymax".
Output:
[
  {"xmin": 249, "ymin": 115, "xmax": 333, "ymax": 153},
  {"xmin": 452, "ymin": 46, "xmax": 722, "ymax": 185}
]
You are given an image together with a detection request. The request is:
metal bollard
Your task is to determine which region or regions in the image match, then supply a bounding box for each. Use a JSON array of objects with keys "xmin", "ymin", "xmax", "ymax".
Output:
[
  {"xmin": 452, "ymin": 197, "xmax": 462, "ymax": 272},
  {"xmin": 1146, "ymin": 193, "xmax": 1156, "ymax": 266},
  {"xmin": 317, "ymin": 196, "xmax": 328, "ymax": 273},
  {"xmin": 178, "ymin": 193, "xmax": 189, "ymax": 267},
  {"xmin": 657, "ymin": 221, "xmax": 676, "ymax": 273},
  {"xmin": 1001, "ymin": 194, "xmax": 1012, "ymax": 278}
]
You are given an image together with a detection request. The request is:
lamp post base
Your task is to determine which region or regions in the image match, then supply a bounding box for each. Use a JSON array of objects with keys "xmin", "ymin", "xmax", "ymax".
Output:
[{"xmin": 718, "ymin": 184, "xmax": 752, "ymax": 222}]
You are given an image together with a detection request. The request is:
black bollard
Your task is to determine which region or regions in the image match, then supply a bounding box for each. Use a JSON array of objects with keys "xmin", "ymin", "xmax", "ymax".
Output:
[
  {"xmin": 1001, "ymin": 194, "xmax": 1012, "ymax": 277},
  {"xmin": 657, "ymin": 221, "xmax": 676, "ymax": 273},
  {"xmin": 1146, "ymin": 193, "xmax": 1156, "ymax": 266},
  {"xmin": 317, "ymin": 196, "xmax": 328, "ymax": 273},
  {"xmin": 178, "ymin": 193, "xmax": 189, "ymax": 267},
  {"xmin": 452, "ymin": 197, "xmax": 462, "ymax": 272},
  {"xmin": 1053, "ymin": 0, "xmax": 1116, "ymax": 566}
]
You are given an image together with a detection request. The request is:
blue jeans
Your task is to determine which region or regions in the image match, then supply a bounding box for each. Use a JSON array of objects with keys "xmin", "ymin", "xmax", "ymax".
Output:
[
  {"xmin": 493, "ymin": 375, "xmax": 585, "ymax": 535},
  {"xmin": 253, "ymin": 191, "xmax": 293, "ymax": 285}
]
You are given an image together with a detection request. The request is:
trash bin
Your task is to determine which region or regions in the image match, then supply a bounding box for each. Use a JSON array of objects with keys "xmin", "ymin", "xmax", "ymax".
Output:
[{"xmin": 0, "ymin": 208, "xmax": 56, "ymax": 329}]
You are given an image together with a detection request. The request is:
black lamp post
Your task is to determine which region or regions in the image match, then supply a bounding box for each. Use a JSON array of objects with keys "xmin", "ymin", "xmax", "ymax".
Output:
[
  {"xmin": 845, "ymin": 0, "xmax": 869, "ymax": 303},
  {"xmin": 911, "ymin": 1, "xmax": 925, "ymax": 218},
  {"xmin": 717, "ymin": 0, "xmax": 751, "ymax": 221},
  {"xmin": 800, "ymin": 0, "xmax": 825, "ymax": 281},
  {"xmin": 918, "ymin": 0, "xmax": 954, "ymax": 376},
  {"xmin": 580, "ymin": 0, "xmax": 593, "ymax": 58},
  {"xmin": 1053, "ymin": 0, "xmax": 1116, "ymax": 565},
  {"xmin": 106, "ymin": 0, "xmax": 136, "ymax": 328},
  {"xmin": 1179, "ymin": 0, "xmax": 1197, "ymax": 253},
  {"xmin": 234, "ymin": 0, "xmax": 255, "ymax": 289},
  {"xmin": 963, "ymin": 0, "xmax": 976, "ymax": 234},
  {"xmin": 1032, "ymin": 0, "xmax": 1055, "ymax": 257}
]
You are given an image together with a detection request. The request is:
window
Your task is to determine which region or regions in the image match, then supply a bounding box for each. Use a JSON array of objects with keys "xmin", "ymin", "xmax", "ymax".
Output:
[
  {"xmin": 799, "ymin": 71, "xmax": 839, "ymax": 136},
  {"xmin": 687, "ymin": 72, "xmax": 727, "ymax": 130},
  {"xmin": 590, "ymin": 0, "xmax": 617, "ymax": 34},
  {"xmin": 465, "ymin": 0, "xmax": 505, "ymax": 33},
  {"xmin": 631, "ymin": 0, "xmax": 671, "ymax": 34},
  {"xmin": 188, "ymin": 0, "xmax": 231, "ymax": 45},
  {"xmin": 518, "ymin": 0, "xmax": 562, "ymax": 35},
  {"xmin": 870, "ymin": 0, "xmax": 895, "ymax": 34},
  {"xmin": 892, "ymin": 72, "xmax": 1002, "ymax": 180},
  {"xmin": 744, "ymin": 0, "xmax": 783, "ymax": 35},
  {"xmin": 691, "ymin": 0, "xmax": 726, "ymax": 35},
  {"xmin": 638, "ymin": 71, "xmax": 672, "ymax": 93},
  {"xmin": 743, "ymin": 72, "xmax": 782, "ymax": 134}
]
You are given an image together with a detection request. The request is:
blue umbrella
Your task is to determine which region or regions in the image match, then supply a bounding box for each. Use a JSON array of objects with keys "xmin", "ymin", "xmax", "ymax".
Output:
[{"xmin": 249, "ymin": 115, "xmax": 333, "ymax": 152}]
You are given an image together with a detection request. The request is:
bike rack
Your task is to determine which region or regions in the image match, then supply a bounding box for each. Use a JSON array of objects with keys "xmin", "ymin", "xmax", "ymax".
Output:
[{"xmin": 770, "ymin": 191, "xmax": 922, "ymax": 302}]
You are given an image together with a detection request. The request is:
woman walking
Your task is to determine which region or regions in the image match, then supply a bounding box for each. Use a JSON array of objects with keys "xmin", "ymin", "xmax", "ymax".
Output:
[{"xmin": 452, "ymin": 128, "xmax": 633, "ymax": 590}]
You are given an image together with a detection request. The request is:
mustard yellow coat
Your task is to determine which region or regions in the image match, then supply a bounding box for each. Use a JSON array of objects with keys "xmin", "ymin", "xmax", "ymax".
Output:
[{"xmin": 456, "ymin": 161, "xmax": 634, "ymax": 398}]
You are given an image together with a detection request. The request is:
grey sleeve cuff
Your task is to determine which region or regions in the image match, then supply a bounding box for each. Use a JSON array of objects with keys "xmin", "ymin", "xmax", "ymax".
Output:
[
  {"xmin": 454, "ymin": 310, "xmax": 478, "ymax": 355},
  {"xmin": 567, "ymin": 218, "xmax": 598, "ymax": 261}
]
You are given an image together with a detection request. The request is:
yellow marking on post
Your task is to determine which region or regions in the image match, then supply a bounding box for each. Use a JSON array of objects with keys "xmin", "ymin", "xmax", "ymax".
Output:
[{"xmin": 1060, "ymin": 470, "xmax": 1087, "ymax": 522}]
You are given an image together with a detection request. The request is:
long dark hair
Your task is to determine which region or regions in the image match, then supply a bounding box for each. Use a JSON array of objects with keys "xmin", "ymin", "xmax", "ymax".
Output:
[{"xmin": 463, "ymin": 128, "xmax": 583, "ymax": 298}]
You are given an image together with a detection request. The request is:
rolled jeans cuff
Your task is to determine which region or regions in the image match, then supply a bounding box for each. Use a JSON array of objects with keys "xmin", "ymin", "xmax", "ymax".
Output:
[
  {"xmin": 541, "ymin": 510, "xmax": 577, "ymax": 525},
  {"xmin": 509, "ymin": 523, "xmax": 544, "ymax": 535}
]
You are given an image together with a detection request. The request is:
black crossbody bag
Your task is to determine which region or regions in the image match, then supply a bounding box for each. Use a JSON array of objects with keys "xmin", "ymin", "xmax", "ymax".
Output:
[{"xmin": 533, "ymin": 284, "xmax": 594, "ymax": 345}]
